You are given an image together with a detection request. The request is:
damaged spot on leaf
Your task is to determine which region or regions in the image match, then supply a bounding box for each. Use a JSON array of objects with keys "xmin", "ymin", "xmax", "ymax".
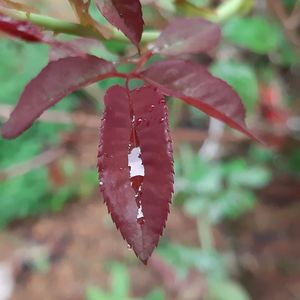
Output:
[{"xmin": 98, "ymin": 85, "xmax": 174, "ymax": 263}]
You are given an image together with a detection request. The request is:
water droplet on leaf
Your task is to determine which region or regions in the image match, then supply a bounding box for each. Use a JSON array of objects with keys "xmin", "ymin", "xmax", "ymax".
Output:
[
  {"xmin": 148, "ymin": 104, "xmax": 155, "ymax": 112},
  {"xmin": 136, "ymin": 118, "xmax": 143, "ymax": 126}
]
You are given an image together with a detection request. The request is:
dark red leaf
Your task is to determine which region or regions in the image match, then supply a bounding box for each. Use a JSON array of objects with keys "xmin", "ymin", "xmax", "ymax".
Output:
[
  {"xmin": 132, "ymin": 86, "xmax": 174, "ymax": 262},
  {"xmin": 49, "ymin": 38, "xmax": 101, "ymax": 61},
  {"xmin": 1, "ymin": 55, "xmax": 116, "ymax": 139},
  {"xmin": 96, "ymin": 0, "xmax": 144, "ymax": 47},
  {"xmin": 98, "ymin": 85, "xmax": 173, "ymax": 263},
  {"xmin": 139, "ymin": 59, "xmax": 258, "ymax": 140},
  {"xmin": 0, "ymin": 13, "xmax": 46, "ymax": 42},
  {"xmin": 150, "ymin": 18, "xmax": 221, "ymax": 56}
]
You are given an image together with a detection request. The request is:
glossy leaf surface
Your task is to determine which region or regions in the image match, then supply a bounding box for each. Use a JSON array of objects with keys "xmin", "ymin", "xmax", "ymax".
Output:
[
  {"xmin": 1, "ymin": 56, "xmax": 116, "ymax": 139},
  {"xmin": 140, "ymin": 59, "xmax": 257, "ymax": 140},
  {"xmin": 132, "ymin": 86, "xmax": 174, "ymax": 261},
  {"xmin": 98, "ymin": 85, "xmax": 173, "ymax": 263},
  {"xmin": 150, "ymin": 18, "xmax": 221, "ymax": 56},
  {"xmin": 96, "ymin": 0, "xmax": 144, "ymax": 47}
]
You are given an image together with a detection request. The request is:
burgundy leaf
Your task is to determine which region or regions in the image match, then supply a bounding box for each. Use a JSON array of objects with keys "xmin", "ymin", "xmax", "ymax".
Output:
[
  {"xmin": 132, "ymin": 86, "xmax": 174, "ymax": 261},
  {"xmin": 0, "ymin": 13, "xmax": 46, "ymax": 42},
  {"xmin": 49, "ymin": 38, "xmax": 101, "ymax": 61},
  {"xmin": 139, "ymin": 59, "xmax": 258, "ymax": 140},
  {"xmin": 1, "ymin": 56, "xmax": 116, "ymax": 139},
  {"xmin": 96, "ymin": 0, "xmax": 144, "ymax": 47},
  {"xmin": 150, "ymin": 18, "xmax": 221, "ymax": 56},
  {"xmin": 98, "ymin": 85, "xmax": 173, "ymax": 263}
]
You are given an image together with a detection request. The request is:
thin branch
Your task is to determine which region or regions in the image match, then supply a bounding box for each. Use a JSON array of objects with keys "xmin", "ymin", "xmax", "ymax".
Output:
[
  {"xmin": 0, "ymin": 147, "xmax": 65, "ymax": 181},
  {"xmin": 0, "ymin": 6, "xmax": 160, "ymax": 43}
]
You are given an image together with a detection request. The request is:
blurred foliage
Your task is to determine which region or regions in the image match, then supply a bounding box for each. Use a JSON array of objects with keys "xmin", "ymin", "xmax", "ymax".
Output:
[
  {"xmin": 86, "ymin": 263, "xmax": 165, "ymax": 300},
  {"xmin": 174, "ymin": 145, "xmax": 271, "ymax": 223},
  {"xmin": 211, "ymin": 61, "xmax": 258, "ymax": 112},
  {"xmin": 223, "ymin": 16, "xmax": 280, "ymax": 54},
  {"xmin": 0, "ymin": 39, "xmax": 98, "ymax": 227},
  {"xmin": 158, "ymin": 145, "xmax": 271, "ymax": 299},
  {"xmin": 0, "ymin": 0, "xmax": 299, "ymax": 300}
]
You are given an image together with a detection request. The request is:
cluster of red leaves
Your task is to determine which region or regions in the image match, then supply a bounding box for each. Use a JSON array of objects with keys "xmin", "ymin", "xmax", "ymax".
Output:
[{"xmin": 0, "ymin": 0, "xmax": 256, "ymax": 263}]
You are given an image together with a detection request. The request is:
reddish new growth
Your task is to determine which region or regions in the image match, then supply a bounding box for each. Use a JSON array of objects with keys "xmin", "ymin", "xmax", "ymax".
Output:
[{"xmin": 0, "ymin": 0, "xmax": 257, "ymax": 263}]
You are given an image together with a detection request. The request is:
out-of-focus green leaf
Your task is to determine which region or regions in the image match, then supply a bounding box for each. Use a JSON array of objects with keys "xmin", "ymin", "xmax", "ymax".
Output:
[
  {"xmin": 158, "ymin": 243, "xmax": 226, "ymax": 279},
  {"xmin": 223, "ymin": 17, "xmax": 280, "ymax": 54},
  {"xmin": 86, "ymin": 285, "xmax": 111, "ymax": 300},
  {"xmin": 208, "ymin": 280, "xmax": 250, "ymax": 300},
  {"xmin": 110, "ymin": 263, "xmax": 130, "ymax": 299},
  {"xmin": 277, "ymin": 32, "xmax": 298, "ymax": 66},
  {"xmin": 145, "ymin": 289, "xmax": 165, "ymax": 300},
  {"xmin": 211, "ymin": 61, "xmax": 258, "ymax": 112},
  {"xmin": 0, "ymin": 39, "xmax": 78, "ymax": 226},
  {"xmin": 176, "ymin": 0, "xmax": 216, "ymax": 18},
  {"xmin": 210, "ymin": 189, "xmax": 256, "ymax": 222}
]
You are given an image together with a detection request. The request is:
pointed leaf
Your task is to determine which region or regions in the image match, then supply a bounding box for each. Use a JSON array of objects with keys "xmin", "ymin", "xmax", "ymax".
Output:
[
  {"xmin": 1, "ymin": 56, "xmax": 116, "ymax": 139},
  {"xmin": 98, "ymin": 85, "xmax": 173, "ymax": 263},
  {"xmin": 98, "ymin": 85, "xmax": 139, "ymax": 259},
  {"xmin": 132, "ymin": 86, "xmax": 174, "ymax": 261},
  {"xmin": 150, "ymin": 18, "xmax": 221, "ymax": 56},
  {"xmin": 0, "ymin": 13, "xmax": 46, "ymax": 42},
  {"xmin": 139, "ymin": 59, "xmax": 257, "ymax": 140},
  {"xmin": 96, "ymin": 0, "xmax": 144, "ymax": 47}
]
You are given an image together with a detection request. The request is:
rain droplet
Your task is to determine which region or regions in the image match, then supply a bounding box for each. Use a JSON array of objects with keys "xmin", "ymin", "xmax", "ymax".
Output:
[
  {"xmin": 136, "ymin": 118, "xmax": 143, "ymax": 126},
  {"xmin": 127, "ymin": 244, "xmax": 132, "ymax": 249},
  {"xmin": 148, "ymin": 104, "xmax": 155, "ymax": 112},
  {"xmin": 159, "ymin": 99, "xmax": 166, "ymax": 104},
  {"xmin": 160, "ymin": 117, "xmax": 165, "ymax": 123},
  {"xmin": 99, "ymin": 181, "xmax": 104, "ymax": 192}
]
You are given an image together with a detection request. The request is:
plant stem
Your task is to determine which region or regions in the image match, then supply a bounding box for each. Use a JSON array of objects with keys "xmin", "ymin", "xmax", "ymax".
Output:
[
  {"xmin": 0, "ymin": 0, "xmax": 250, "ymax": 43},
  {"xmin": 214, "ymin": 0, "xmax": 252, "ymax": 22},
  {"xmin": 197, "ymin": 214, "xmax": 214, "ymax": 251},
  {"xmin": 0, "ymin": 6, "xmax": 160, "ymax": 43}
]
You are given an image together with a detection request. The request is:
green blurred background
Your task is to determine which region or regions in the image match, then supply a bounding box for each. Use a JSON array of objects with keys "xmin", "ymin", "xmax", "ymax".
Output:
[{"xmin": 0, "ymin": 0, "xmax": 299, "ymax": 299}]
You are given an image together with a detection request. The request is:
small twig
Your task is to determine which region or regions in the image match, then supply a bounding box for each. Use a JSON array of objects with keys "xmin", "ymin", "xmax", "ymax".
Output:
[
  {"xmin": 0, "ymin": 104, "xmax": 100, "ymax": 128},
  {"xmin": 267, "ymin": 0, "xmax": 300, "ymax": 55},
  {"xmin": 0, "ymin": 147, "xmax": 65, "ymax": 181},
  {"xmin": 0, "ymin": 6, "xmax": 160, "ymax": 43}
]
